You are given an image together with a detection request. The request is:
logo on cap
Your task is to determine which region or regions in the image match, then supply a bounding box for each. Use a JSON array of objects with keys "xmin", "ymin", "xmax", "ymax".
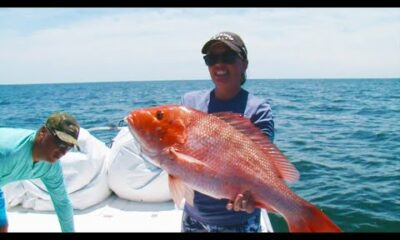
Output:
[{"xmin": 212, "ymin": 32, "xmax": 235, "ymax": 41}]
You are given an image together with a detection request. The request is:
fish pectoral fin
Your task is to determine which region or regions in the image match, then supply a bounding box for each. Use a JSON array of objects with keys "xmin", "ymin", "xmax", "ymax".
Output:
[
  {"xmin": 168, "ymin": 147, "xmax": 209, "ymax": 172},
  {"xmin": 168, "ymin": 175, "xmax": 194, "ymax": 208}
]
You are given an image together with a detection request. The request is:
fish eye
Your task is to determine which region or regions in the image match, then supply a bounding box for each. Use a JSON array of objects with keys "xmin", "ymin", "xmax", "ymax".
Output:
[{"xmin": 155, "ymin": 111, "xmax": 164, "ymax": 120}]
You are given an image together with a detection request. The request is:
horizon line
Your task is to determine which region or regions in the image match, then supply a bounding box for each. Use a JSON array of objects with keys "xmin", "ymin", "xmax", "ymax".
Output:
[{"xmin": 1, "ymin": 77, "xmax": 399, "ymax": 86}]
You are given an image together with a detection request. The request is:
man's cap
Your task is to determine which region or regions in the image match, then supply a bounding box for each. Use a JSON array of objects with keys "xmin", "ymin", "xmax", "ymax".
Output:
[
  {"xmin": 201, "ymin": 31, "xmax": 248, "ymax": 60},
  {"xmin": 45, "ymin": 112, "xmax": 80, "ymax": 147}
]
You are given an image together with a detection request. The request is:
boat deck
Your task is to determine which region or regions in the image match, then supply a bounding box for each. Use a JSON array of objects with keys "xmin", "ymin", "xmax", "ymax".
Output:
[
  {"xmin": 7, "ymin": 193, "xmax": 272, "ymax": 232},
  {"xmin": 8, "ymin": 194, "xmax": 182, "ymax": 232}
]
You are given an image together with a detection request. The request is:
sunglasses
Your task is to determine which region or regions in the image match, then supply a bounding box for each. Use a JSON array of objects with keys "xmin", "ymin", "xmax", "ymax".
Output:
[
  {"xmin": 46, "ymin": 127, "xmax": 74, "ymax": 151},
  {"xmin": 203, "ymin": 51, "xmax": 239, "ymax": 66}
]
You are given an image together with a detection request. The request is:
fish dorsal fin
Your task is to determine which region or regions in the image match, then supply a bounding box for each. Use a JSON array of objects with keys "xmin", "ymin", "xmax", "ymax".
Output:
[
  {"xmin": 168, "ymin": 175, "xmax": 194, "ymax": 209},
  {"xmin": 211, "ymin": 112, "xmax": 300, "ymax": 183}
]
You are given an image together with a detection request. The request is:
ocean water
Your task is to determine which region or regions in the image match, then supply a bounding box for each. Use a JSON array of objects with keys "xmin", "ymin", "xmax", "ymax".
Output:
[{"xmin": 1, "ymin": 78, "xmax": 399, "ymax": 232}]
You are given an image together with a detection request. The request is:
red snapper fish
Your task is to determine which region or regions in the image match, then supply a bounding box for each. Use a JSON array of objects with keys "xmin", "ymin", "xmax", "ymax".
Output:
[{"xmin": 126, "ymin": 104, "xmax": 341, "ymax": 232}]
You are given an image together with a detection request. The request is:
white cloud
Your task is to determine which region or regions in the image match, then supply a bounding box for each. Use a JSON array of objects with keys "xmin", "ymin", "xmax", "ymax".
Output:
[{"xmin": 0, "ymin": 8, "xmax": 399, "ymax": 84}]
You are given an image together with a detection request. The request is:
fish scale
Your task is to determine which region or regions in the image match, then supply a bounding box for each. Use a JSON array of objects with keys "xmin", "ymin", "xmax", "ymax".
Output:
[{"xmin": 184, "ymin": 114, "xmax": 278, "ymax": 187}]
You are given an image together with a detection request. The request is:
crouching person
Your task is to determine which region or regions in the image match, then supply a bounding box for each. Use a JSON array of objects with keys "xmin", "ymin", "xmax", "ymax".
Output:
[{"xmin": 0, "ymin": 112, "xmax": 80, "ymax": 232}]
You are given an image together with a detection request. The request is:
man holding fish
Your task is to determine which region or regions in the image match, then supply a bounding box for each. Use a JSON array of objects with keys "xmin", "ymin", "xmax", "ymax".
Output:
[
  {"xmin": 178, "ymin": 31, "xmax": 274, "ymax": 232},
  {"xmin": 126, "ymin": 31, "xmax": 341, "ymax": 232}
]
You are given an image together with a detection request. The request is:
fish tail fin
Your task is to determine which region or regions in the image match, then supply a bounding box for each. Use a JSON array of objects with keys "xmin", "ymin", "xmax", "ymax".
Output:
[{"xmin": 285, "ymin": 203, "xmax": 342, "ymax": 232}]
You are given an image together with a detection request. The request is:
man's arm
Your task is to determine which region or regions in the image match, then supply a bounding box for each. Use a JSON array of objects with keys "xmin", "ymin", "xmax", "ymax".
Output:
[
  {"xmin": 251, "ymin": 102, "xmax": 275, "ymax": 142},
  {"xmin": 0, "ymin": 189, "xmax": 8, "ymax": 232},
  {"xmin": 227, "ymin": 102, "xmax": 275, "ymax": 213},
  {"xmin": 41, "ymin": 163, "xmax": 74, "ymax": 232}
]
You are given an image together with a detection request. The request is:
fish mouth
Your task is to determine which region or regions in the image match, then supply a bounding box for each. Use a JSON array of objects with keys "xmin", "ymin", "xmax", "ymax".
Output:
[
  {"xmin": 125, "ymin": 115, "xmax": 161, "ymax": 167},
  {"xmin": 124, "ymin": 116, "xmax": 144, "ymax": 148}
]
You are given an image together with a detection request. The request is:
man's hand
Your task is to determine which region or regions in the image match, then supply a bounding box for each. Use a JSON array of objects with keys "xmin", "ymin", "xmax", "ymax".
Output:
[
  {"xmin": 0, "ymin": 224, "xmax": 8, "ymax": 232},
  {"xmin": 226, "ymin": 191, "xmax": 255, "ymax": 213}
]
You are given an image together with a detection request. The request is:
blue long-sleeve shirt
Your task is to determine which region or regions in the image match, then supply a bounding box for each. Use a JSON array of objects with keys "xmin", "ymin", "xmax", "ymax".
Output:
[
  {"xmin": 0, "ymin": 128, "xmax": 74, "ymax": 232},
  {"xmin": 180, "ymin": 88, "xmax": 274, "ymax": 226}
]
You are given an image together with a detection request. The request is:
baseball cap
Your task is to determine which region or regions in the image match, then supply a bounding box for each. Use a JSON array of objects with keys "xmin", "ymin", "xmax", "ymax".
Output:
[
  {"xmin": 201, "ymin": 31, "xmax": 248, "ymax": 60},
  {"xmin": 45, "ymin": 112, "xmax": 80, "ymax": 149}
]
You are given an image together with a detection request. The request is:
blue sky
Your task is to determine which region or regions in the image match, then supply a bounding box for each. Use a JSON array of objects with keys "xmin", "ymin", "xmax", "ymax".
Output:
[{"xmin": 0, "ymin": 8, "xmax": 399, "ymax": 84}]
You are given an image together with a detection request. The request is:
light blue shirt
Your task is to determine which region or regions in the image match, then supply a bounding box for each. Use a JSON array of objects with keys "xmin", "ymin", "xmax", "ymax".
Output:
[{"xmin": 0, "ymin": 128, "xmax": 74, "ymax": 232}]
